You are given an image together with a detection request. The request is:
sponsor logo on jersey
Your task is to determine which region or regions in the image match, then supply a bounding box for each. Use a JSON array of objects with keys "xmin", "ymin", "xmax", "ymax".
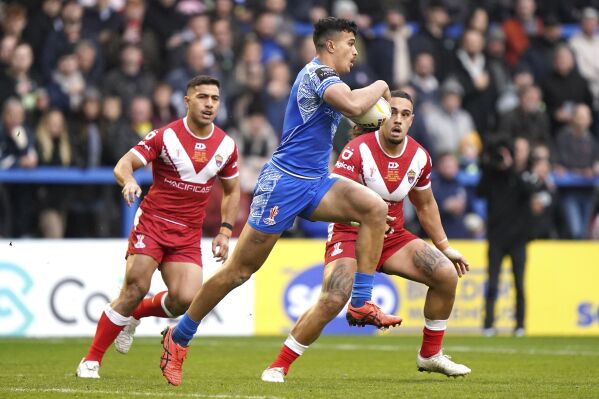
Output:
[
  {"xmin": 388, "ymin": 162, "xmax": 399, "ymax": 169},
  {"xmin": 341, "ymin": 148, "xmax": 354, "ymax": 160},
  {"xmin": 330, "ymin": 242, "xmax": 343, "ymax": 256},
  {"xmin": 195, "ymin": 143, "xmax": 206, "ymax": 150},
  {"xmin": 134, "ymin": 234, "xmax": 146, "ymax": 249},
  {"xmin": 407, "ymin": 169, "xmax": 416, "ymax": 184},
  {"xmin": 335, "ymin": 161, "xmax": 354, "ymax": 172},
  {"xmin": 315, "ymin": 66, "xmax": 338, "ymax": 82},
  {"xmin": 193, "ymin": 149, "xmax": 207, "ymax": 163},
  {"xmin": 387, "ymin": 169, "xmax": 400, "ymax": 182},
  {"xmin": 263, "ymin": 205, "xmax": 279, "ymax": 225},
  {"xmin": 283, "ymin": 264, "xmax": 399, "ymax": 335},
  {"xmin": 163, "ymin": 177, "xmax": 212, "ymax": 193},
  {"xmin": 215, "ymin": 154, "xmax": 223, "ymax": 168}
]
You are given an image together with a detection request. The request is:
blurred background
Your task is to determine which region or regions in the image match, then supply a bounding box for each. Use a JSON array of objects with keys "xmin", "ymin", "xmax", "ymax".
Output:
[{"xmin": 0, "ymin": 0, "xmax": 598, "ymax": 338}]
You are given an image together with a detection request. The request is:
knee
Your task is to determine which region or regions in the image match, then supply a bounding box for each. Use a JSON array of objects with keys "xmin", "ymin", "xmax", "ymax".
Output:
[
  {"xmin": 362, "ymin": 197, "xmax": 388, "ymax": 225},
  {"xmin": 122, "ymin": 278, "xmax": 150, "ymax": 304},
  {"xmin": 229, "ymin": 264, "xmax": 256, "ymax": 288},
  {"xmin": 318, "ymin": 291, "xmax": 349, "ymax": 317},
  {"xmin": 165, "ymin": 292, "xmax": 194, "ymax": 316},
  {"xmin": 430, "ymin": 260, "xmax": 458, "ymax": 293}
]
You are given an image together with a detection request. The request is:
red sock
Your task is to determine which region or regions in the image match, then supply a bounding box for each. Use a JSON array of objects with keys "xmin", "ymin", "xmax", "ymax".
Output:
[
  {"xmin": 84, "ymin": 312, "xmax": 126, "ymax": 363},
  {"xmin": 269, "ymin": 345, "xmax": 300, "ymax": 375},
  {"xmin": 420, "ymin": 327, "xmax": 445, "ymax": 358},
  {"xmin": 131, "ymin": 291, "xmax": 169, "ymax": 319}
]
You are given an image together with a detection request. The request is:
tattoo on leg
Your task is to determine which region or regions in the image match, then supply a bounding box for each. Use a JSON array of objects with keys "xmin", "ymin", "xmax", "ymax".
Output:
[
  {"xmin": 414, "ymin": 246, "xmax": 445, "ymax": 277},
  {"xmin": 323, "ymin": 264, "xmax": 353, "ymax": 301}
]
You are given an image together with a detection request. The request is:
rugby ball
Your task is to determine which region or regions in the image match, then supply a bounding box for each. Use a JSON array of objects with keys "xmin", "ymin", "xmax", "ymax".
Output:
[{"xmin": 350, "ymin": 97, "xmax": 391, "ymax": 130}]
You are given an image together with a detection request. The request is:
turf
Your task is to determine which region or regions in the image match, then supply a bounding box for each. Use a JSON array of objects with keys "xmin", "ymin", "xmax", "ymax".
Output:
[{"xmin": 1, "ymin": 335, "xmax": 598, "ymax": 399}]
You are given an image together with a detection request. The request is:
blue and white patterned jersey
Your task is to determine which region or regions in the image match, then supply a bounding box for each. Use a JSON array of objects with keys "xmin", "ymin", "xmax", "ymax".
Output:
[{"xmin": 270, "ymin": 58, "xmax": 343, "ymax": 178}]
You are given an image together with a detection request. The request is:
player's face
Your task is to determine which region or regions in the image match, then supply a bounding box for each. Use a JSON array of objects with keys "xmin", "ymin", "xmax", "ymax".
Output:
[
  {"xmin": 185, "ymin": 84, "xmax": 220, "ymax": 126},
  {"xmin": 331, "ymin": 31, "xmax": 357, "ymax": 74},
  {"xmin": 381, "ymin": 97, "xmax": 414, "ymax": 146}
]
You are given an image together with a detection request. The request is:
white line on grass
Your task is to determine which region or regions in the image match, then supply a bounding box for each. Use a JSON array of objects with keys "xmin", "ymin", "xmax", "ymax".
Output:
[{"xmin": 2, "ymin": 387, "xmax": 284, "ymax": 399}]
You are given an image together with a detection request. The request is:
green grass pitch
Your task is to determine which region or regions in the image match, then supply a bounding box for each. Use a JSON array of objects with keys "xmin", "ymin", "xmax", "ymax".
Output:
[{"xmin": 1, "ymin": 335, "xmax": 598, "ymax": 398}]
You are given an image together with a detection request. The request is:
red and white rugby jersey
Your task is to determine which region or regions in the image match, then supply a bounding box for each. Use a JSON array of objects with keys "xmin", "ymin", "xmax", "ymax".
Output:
[
  {"xmin": 331, "ymin": 131, "xmax": 432, "ymax": 234},
  {"xmin": 130, "ymin": 117, "xmax": 239, "ymax": 229}
]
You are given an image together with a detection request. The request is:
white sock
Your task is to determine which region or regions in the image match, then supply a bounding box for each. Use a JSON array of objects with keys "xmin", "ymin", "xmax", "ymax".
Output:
[
  {"xmin": 424, "ymin": 318, "xmax": 447, "ymax": 331},
  {"xmin": 160, "ymin": 293, "xmax": 175, "ymax": 318},
  {"xmin": 104, "ymin": 304, "xmax": 131, "ymax": 326},
  {"xmin": 284, "ymin": 334, "xmax": 309, "ymax": 355}
]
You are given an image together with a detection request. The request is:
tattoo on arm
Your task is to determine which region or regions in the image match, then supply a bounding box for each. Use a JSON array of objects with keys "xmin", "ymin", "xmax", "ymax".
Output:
[
  {"xmin": 413, "ymin": 245, "xmax": 445, "ymax": 277},
  {"xmin": 322, "ymin": 263, "xmax": 353, "ymax": 301}
]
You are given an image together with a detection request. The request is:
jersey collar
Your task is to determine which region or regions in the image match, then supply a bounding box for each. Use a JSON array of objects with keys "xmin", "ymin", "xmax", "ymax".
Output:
[
  {"xmin": 183, "ymin": 116, "xmax": 215, "ymax": 140},
  {"xmin": 375, "ymin": 130, "xmax": 408, "ymax": 158}
]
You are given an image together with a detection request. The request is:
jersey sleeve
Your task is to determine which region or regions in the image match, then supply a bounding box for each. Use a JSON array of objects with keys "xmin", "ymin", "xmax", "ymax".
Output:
[
  {"xmin": 414, "ymin": 149, "xmax": 433, "ymax": 190},
  {"xmin": 218, "ymin": 142, "xmax": 239, "ymax": 179},
  {"xmin": 332, "ymin": 141, "xmax": 361, "ymax": 182},
  {"xmin": 130, "ymin": 129, "xmax": 162, "ymax": 165},
  {"xmin": 313, "ymin": 66, "xmax": 343, "ymax": 98}
]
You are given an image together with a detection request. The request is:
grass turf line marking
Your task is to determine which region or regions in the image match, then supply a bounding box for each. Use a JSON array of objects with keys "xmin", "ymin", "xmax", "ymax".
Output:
[{"xmin": 2, "ymin": 387, "xmax": 284, "ymax": 399}]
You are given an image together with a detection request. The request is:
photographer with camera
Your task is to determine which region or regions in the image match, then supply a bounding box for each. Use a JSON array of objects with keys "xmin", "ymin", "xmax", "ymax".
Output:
[{"xmin": 477, "ymin": 135, "xmax": 538, "ymax": 337}]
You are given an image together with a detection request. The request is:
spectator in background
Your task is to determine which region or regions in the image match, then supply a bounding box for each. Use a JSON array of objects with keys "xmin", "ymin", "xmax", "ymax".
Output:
[
  {"xmin": 410, "ymin": 52, "xmax": 439, "ymax": 110},
  {"xmin": 432, "ymin": 152, "xmax": 473, "ymax": 238},
  {"xmin": 466, "ymin": 6, "xmax": 490, "ymax": 36},
  {"xmin": 542, "ymin": 45, "xmax": 593, "ymax": 136},
  {"xmin": 409, "ymin": 1, "xmax": 454, "ymax": 82},
  {"xmin": 254, "ymin": 11, "xmax": 287, "ymax": 64},
  {"xmin": 82, "ymin": 0, "xmax": 122, "ymax": 50},
  {"xmin": 233, "ymin": 102, "xmax": 278, "ymax": 194},
  {"xmin": 166, "ymin": 13, "xmax": 215, "ymax": 71},
  {"xmin": 35, "ymin": 109, "xmax": 72, "ymax": 238},
  {"xmin": 553, "ymin": 104, "xmax": 599, "ymax": 239},
  {"xmin": 496, "ymin": 67, "xmax": 535, "ymax": 114},
  {"xmin": 1, "ymin": 3, "xmax": 28, "ymax": 42},
  {"xmin": 502, "ymin": 0, "xmax": 543, "ymax": 66},
  {"xmin": 99, "ymin": 95, "xmax": 126, "ymax": 165},
  {"xmin": 75, "ymin": 40, "xmax": 104, "ymax": 88},
  {"xmin": 263, "ymin": 60, "xmax": 291, "ymax": 136},
  {"xmin": 70, "ymin": 88, "xmax": 103, "ymax": 169},
  {"xmin": 498, "ymin": 85, "xmax": 551, "ymax": 146},
  {"xmin": 383, "ymin": 6, "xmax": 412, "ymax": 88},
  {"xmin": 478, "ymin": 135, "xmax": 535, "ymax": 337},
  {"xmin": 569, "ymin": 7, "xmax": 599, "ymax": 137},
  {"xmin": 452, "ymin": 29, "xmax": 497, "ymax": 137},
  {"xmin": 211, "ymin": 19, "xmax": 236, "ymax": 95},
  {"xmin": 0, "ymin": 35, "xmax": 18, "ymax": 72},
  {"xmin": 151, "ymin": 83, "xmax": 177, "ymax": 128},
  {"xmin": 166, "ymin": 40, "xmax": 217, "ymax": 117},
  {"xmin": 0, "ymin": 98, "xmax": 37, "ymax": 170},
  {"xmin": 47, "ymin": 48, "xmax": 86, "ymax": 115},
  {"xmin": 40, "ymin": 0, "xmax": 86, "ymax": 82},
  {"xmin": 485, "ymin": 27, "xmax": 511, "ymax": 100},
  {"xmin": 22, "ymin": 0, "xmax": 63, "ymax": 76},
  {"xmin": 105, "ymin": 96, "xmax": 153, "ymax": 165},
  {"xmin": 529, "ymin": 144, "xmax": 558, "ymax": 239},
  {"xmin": 518, "ymin": 15, "xmax": 564, "ymax": 83},
  {"xmin": 102, "ymin": 44, "xmax": 155, "ymax": 107},
  {"xmin": 424, "ymin": 79, "xmax": 476, "ymax": 159}
]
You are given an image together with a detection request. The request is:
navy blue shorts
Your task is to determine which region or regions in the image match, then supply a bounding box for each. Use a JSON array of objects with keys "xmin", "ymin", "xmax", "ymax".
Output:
[{"xmin": 248, "ymin": 162, "xmax": 338, "ymax": 234}]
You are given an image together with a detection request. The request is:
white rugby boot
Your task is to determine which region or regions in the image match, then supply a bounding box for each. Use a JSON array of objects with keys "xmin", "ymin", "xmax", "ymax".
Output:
[
  {"xmin": 76, "ymin": 358, "xmax": 100, "ymax": 378},
  {"xmin": 115, "ymin": 317, "xmax": 141, "ymax": 354},
  {"xmin": 417, "ymin": 350, "xmax": 471, "ymax": 377},
  {"xmin": 261, "ymin": 367, "xmax": 285, "ymax": 383}
]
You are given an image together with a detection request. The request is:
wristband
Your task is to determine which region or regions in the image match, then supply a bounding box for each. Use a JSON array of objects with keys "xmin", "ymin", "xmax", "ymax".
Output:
[{"xmin": 220, "ymin": 222, "xmax": 234, "ymax": 231}]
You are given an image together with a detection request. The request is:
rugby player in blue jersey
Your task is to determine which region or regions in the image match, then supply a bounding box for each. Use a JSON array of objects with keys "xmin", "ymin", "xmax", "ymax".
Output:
[{"xmin": 159, "ymin": 17, "xmax": 402, "ymax": 386}]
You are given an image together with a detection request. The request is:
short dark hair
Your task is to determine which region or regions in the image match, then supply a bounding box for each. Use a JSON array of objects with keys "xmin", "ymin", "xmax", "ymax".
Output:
[
  {"xmin": 313, "ymin": 17, "xmax": 358, "ymax": 50},
  {"xmin": 186, "ymin": 75, "xmax": 220, "ymax": 92},
  {"xmin": 390, "ymin": 90, "xmax": 414, "ymax": 105}
]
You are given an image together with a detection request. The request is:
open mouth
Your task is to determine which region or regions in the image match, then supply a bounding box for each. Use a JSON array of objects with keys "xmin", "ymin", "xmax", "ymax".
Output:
[{"xmin": 201, "ymin": 111, "xmax": 213, "ymax": 118}]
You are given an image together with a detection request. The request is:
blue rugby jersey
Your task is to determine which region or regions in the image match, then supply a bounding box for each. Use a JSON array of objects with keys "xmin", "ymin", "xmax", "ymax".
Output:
[{"xmin": 270, "ymin": 58, "xmax": 343, "ymax": 178}]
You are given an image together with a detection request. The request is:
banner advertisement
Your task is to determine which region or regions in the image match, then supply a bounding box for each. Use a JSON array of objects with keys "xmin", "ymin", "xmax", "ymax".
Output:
[
  {"xmin": 1, "ymin": 239, "xmax": 597, "ymax": 337},
  {"xmin": 0, "ymin": 239, "xmax": 253, "ymax": 337},
  {"xmin": 253, "ymin": 240, "xmax": 599, "ymax": 336}
]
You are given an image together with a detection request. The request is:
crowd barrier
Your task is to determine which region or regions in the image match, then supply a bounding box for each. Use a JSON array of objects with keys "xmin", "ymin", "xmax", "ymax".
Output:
[
  {"xmin": 1, "ymin": 239, "xmax": 597, "ymax": 337},
  {"xmin": 1, "ymin": 167, "xmax": 597, "ymax": 238}
]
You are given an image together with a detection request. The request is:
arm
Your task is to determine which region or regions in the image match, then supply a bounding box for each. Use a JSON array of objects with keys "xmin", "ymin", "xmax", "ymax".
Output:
[
  {"xmin": 211, "ymin": 176, "xmax": 240, "ymax": 262},
  {"xmin": 114, "ymin": 151, "xmax": 145, "ymax": 207},
  {"xmin": 323, "ymin": 80, "xmax": 390, "ymax": 118},
  {"xmin": 409, "ymin": 187, "xmax": 470, "ymax": 277}
]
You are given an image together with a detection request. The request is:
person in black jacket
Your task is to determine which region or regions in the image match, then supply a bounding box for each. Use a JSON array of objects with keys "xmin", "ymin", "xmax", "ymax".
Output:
[{"xmin": 477, "ymin": 135, "xmax": 536, "ymax": 337}]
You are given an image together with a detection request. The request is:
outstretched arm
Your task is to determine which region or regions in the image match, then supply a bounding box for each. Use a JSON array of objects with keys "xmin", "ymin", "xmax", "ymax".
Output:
[
  {"xmin": 212, "ymin": 176, "xmax": 240, "ymax": 262},
  {"xmin": 323, "ymin": 80, "xmax": 390, "ymax": 118},
  {"xmin": 409, "ymin": 187, "xmax": 470, "ymax": 277},
  {"xmin": 114, "ymin": 152, "xmax": 145, "ymax": 207}
]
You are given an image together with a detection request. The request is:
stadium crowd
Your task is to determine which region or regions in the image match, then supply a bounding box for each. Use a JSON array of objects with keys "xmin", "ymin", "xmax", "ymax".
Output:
[{"xmin": 0, "ymin": 0, "xmax": 598, "ymax": 240}]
